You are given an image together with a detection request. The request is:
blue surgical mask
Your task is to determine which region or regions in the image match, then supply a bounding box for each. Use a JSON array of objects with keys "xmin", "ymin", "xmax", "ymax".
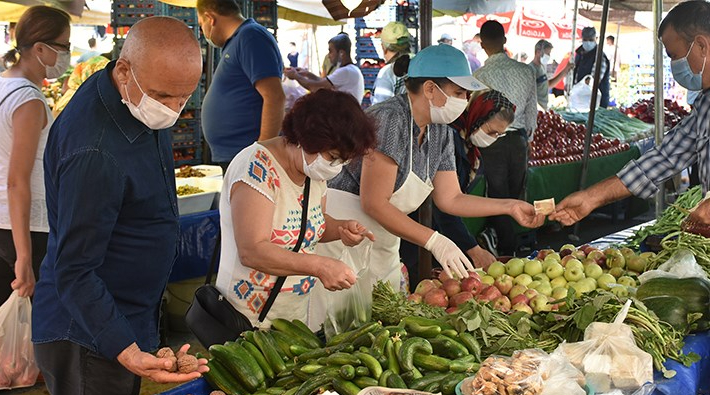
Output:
[
  {"xmin": 582, "ymin": 41, "xmax": 596, "ymax": 52},
  {"xmin": 671, "ymin": 41, "xmax": 706, "ymax": 91}
]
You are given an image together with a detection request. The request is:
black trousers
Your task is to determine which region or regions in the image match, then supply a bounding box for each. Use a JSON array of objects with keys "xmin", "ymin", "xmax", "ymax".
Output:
[
  {"xmin": 479, "ymin": 131, "xmax": 528, "ymax": 256},
  {"xmin": 0, "ymin": 229, "xmax": 47, "ymax": 304},
  {"xmin": 35, "ymin": 341, "xmax": 141, "ymax": 395}
]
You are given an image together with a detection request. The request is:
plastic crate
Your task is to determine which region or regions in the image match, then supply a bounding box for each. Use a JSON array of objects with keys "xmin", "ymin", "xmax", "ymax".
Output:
[
  {"xmin": 396, "ymin": 4, "xmax": 419, "ymax": 28},
  {"xmin": 170, "ymin": 120, "xmax": 201, "ymax": 147},
  {"xmin": 111, "ymin": 0, "xmax": 158, "ymax": 27},
  {"xmin": 185, "ymin": 87, "xmax": 202, "ymax": 110},
  {"xmin": 156, "ymin": 378, "xmax": 211, "ymax": 394},
  {"xmin": 360, "ymin": 67, "xmax": 381, "ymax": 80},
  {"xmin": 174, "ymin": 145, "xmax": 203, "ymax": 166},
  {"xmin": 158, "ymin": 3, "xmax": 197, "ymax": 26},
  {"xmin": 354, "ymin": 5, "xmax": 396, "ymax": 29}
]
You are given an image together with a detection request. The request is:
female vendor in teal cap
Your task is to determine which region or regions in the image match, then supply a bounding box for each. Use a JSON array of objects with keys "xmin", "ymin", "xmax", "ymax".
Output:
[{"xmin": 314, "ymin": 45, "xmax": 544, "ymax": 307}]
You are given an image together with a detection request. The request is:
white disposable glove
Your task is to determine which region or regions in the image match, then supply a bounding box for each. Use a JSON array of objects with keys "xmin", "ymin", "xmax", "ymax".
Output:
[{"xmin": 424, "ymin": 232, "xmax": 474, "ymax": 279}]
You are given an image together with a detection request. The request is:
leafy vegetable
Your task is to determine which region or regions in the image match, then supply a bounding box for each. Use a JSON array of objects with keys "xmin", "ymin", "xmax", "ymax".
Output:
[{"xmin": 371, "ymin": 281, "xmax": 445, "ymax": 325}]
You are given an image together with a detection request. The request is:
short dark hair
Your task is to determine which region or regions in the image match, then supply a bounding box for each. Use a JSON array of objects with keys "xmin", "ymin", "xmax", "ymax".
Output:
[
  {"xmin": 480, "ymin": 20, "xmax": 505, "ymax": 43},
  {"xmin": 290, "ymin": 42, "xmax": 296, "ymax": 46},
  {"xmin": 535, "ymin": 39, "xmax": 552, "ymax": 52},
  {"xmin": 196, "ymin": 0, "xmax": 242, "ymax": 17},
  {"xmin": 88, "ymin": 37, "xmax": 96, "ymax": 48},
  {"xmin": 606, "ymin": 35, "xmax": 615, "ymax": 44},
  {"xmin": 329, "ymin": 33, "xmax": 351, "ymax": 54},
  {"xmin": 659, "ymin": 0, "xmax": 710, "ymax": 41},
  {"xmin": 282, "ymin": 90, "xmax": 377, "ymax": 161}
]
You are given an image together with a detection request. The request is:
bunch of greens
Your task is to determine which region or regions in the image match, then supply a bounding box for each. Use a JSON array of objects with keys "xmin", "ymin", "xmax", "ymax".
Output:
[
  {"xmin": 371, "ymin": 281, "xmax": 445, "ymax": 325},
  {"xmin": 646, "ymin": 231, "xmax": 710, "ymax": 276}
]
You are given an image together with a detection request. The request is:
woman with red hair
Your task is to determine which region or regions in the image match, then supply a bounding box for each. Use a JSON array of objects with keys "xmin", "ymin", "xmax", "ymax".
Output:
[{"xmin": 215, "ymin": 89, "xmax": 377, "ymax": 329}]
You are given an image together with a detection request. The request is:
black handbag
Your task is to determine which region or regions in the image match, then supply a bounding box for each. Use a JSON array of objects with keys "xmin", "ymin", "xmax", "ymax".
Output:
[{"xmin": 185, "ymin": 177, "xmax": 311, "ymax": 348}]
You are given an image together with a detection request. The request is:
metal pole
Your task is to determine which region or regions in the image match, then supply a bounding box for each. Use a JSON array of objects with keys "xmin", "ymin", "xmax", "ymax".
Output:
[
  {"xmin": 565, "ymin": 0, "xmax": 580, "ymax": 96},
  {"xmin": 653, "ymin": 0, "xmax": 665, "ymax": 217},
  {"xmin": 571, "ymin": 0, "xmax": 611, "ymax": 240},
  {"xmin": 612, "ymin": 23, "xmax": 621, "ymax": 80},
  {"xmin": 418, "ymin": 0, "xmax": 433, "ymax": 283}
]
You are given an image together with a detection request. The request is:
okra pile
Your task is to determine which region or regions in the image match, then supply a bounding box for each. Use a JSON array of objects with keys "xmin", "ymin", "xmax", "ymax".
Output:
[{"xmin": 201, "ymin": 317, "xmax": 481, "ymax": 395}]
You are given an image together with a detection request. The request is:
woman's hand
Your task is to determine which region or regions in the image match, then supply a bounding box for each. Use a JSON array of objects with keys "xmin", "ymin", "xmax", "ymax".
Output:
[
  {"xmin": 316, "ymin": 257, "xmax": 357, "ymax": 291},
  {"xmin": 338, "ymin": 221, "xmax": 375, "ymax": 247},
  {"xmin": 509, "ymin": 201, "xmax": 546, "ymax": 228},
  {"xmin": 11, "ymin": 257, "xmax": 35, "ymax": 297}
]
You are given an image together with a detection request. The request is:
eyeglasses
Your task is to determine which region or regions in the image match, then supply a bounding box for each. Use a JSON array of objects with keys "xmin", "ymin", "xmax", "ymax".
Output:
[
  {"xmin": 44, "ymin": 41, "xmax": 71, "ymax": 52},
  {"xmin": 481, "ymin": 123, "xmax": 506, "ymax": 138},
  {"xmin": 326, "ymin": 151, "xmax": 351, "ymax": 166}
]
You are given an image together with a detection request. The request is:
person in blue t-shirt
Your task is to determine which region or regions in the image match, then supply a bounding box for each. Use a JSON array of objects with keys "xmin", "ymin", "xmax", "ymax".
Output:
[{"xmin": 197, "ymin": 0, "xmax": 285, "ymax": 170}]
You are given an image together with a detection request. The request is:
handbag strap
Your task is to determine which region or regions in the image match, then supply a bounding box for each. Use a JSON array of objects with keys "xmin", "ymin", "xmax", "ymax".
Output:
[
  {"xmin": 258, "ymin": 177, "xmax": 311, "ymax": 323},
  {"xmin": 0, "ymin": 85, "xmax": 40, "ymax": 108}
]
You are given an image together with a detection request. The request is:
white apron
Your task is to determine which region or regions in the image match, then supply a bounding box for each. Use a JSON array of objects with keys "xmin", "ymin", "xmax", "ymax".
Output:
[{"xmin": 310, "ymin": 104, "xmax": 434, "ymax": 330}]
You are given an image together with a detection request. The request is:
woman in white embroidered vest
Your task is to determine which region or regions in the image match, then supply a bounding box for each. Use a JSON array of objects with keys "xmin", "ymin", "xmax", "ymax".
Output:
[{"xmin": 216, "ymin": 89, "xmax": 377, "ymax": 329}]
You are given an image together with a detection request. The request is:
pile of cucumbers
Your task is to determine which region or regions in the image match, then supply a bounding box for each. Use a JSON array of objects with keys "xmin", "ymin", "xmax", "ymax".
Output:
[{"xmin": 201, "ymin": 317, "xmax": 482, "ymax": 395}]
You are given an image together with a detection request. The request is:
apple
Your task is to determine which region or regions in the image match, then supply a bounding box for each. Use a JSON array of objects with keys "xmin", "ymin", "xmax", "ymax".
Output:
[
  {"xmin": 546, "ymin": 252, "xmax": 562, "ymax": 263},
  {"xmin": 467, "ymin": 271, "xmax": 482, "ymax": 282},
  {"xmin": 481, "ymin": 275, "xmax": 495, "ymax": 286},
  {"xmin": 511, "ymin": 293, "xmax": 530, "ymax": 305},
  {"xmin": 536, "ymin": 282, "xmax": 553, "ymax": 297},
  {"xmin": 505, "ymin": 258, "xmax": 525, "ymax": 277},
  {"xmin": 617, "ymin": 276, "xmax": 637, "ymax": 288},
  {"xmin": 424, "ymin": 289, "xmax": 449, "ymax": 307},
  {"xmin": 551, "ymin": 286, "xmax": 568, "ymax": 301},
  {"xmin": 571, "ymin": 281, "xmax": 591, "ymax": 295},
  {"xmin": 537, "ymin": 249, "xmax": 554, "ymax": 260},
  {"xmin": 620, "ymin": 247, "xmax": 636, "ymax": 264},
  {"xmin": 608, "ymin": 267, "xmax": 625, "ymax": 278},
  {"xmin": 610, "ymin": 286, "xmax": 629, "ymax": 298},
  {"xmin": 493, "ymin": 296, "xmax": 512, "ymax": 312},
  {"xmin": 478, "ymin": 285, "xmax": 502, "ymax": 302},
  {"xmin": 494, "ymin": 274, "xmax": 514, "ymax": 295},
  {"xmin": 605, "ymin": 248, "xmax": 626, "ymax": 269},
  {"xmin": 514, "ymin": 274, "xmax": 533, "ymax": 287},
  {"xmin": 408, "ymin": 293, "xmax": 423, "ymax": 303},
  {"xmin": 550, "ymin": 276, "xmax": 567, "ymax": 289},
  {"xmin": 596, "ymin": 273, "xmax": 616, "ymax": 290},
  {"xmin": 639, "ymin": 252, "xmax": 656, "ymax": 260},
  {"xmin": 626, "ymin": 256, "xmax": 647, "ymax": 273},
  {"xmin": 587, "ymin": 250, "xmax": 606, "ymax": 266},
  {"xmin": 487, "ymin": 261, "xmax": 506, "ymax": 279},
  {"xmin": 509, "ymin": 284, "xmax": 528, "ymax": 300},
  {"xmin": 442, "ymin": 279, "xmax": 461, "ymax": 297},
  {"xmin": 560, "ymin": 244, "xmax": 577, "ymax": 253},
  {"xmin": 564, "ymin": 265, "xmax": 585, "ymax": 282},
  {"xmin": 565, "ymin": 259, "xmax": 584, "ymax": 271},
  {"xmin": 445, "ymin": 306, "xmax": 459, "ymax": 314},
  {"xmin": 532, "ymin": 273, "xmax": 550, "ymax": 283},
  {"xmin": 572, "ymin": 250, "xmax": 587, "ymax": 260},
  {"xmin": 460, "ymin": 276, "xmax": 481, "ymax": 293},
  {"xmin": 579, "ymin": 244, "xmax": 592, "ymax": 254},
  {"xmin": 524, "ymin": 260, "xmax": 543, "ymax": 276},
  {"xmin": 582, "ymin": 257, "xmax": 597, "ymax": 267},
  {"xmin": 438, "ymin": 270, "xmax": 456, "ymax": 283},
  {"xmin": 414, "ymin": 279, "xmax": 439, "ymax": 295},
  {"xmin": 523, "ymin": 288, "xmax": 539, "ymax": 301},
  {"xmin": 530, "ymin": 295, "xmax": 552, "ymax": 313},
  {"xmin": 432, "ymin": 279, "xmax": 443, "ymax": 288},
  {"xmin": 528, "ymin": 280, "xmax": 542, "ymax": 290},
  {"xmin": 541, "ymin": 259, "xmax": 552, "ymax": 272},
  {"xmin": 560, "ymin": 255, "xmax": 576, "ymax": 266},
  {"xmin": 450, "ymin": 291, "xmax": 475, "ymax": 307},
  {"xmin": 584, "ymin": 263, "xmax": 604, "ymax": 279},
  {"xmin": 580, "ymin": 277, "xmax": 597, "ymax": 291},
  {"xmin": 546, "ymin": 262, "xmax": 565, "ymax": 279},
  {"xmin": 512, "ymin": 302, "xmax": 533, "ymax": 315}
]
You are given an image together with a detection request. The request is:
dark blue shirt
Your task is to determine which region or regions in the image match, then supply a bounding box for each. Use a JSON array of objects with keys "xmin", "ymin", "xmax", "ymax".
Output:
[
  {"xmin": 32, "ymin": 61, "xmax": 180, "ymax": 359},
  {"xmin": 202, "ymin": 19, "xmax": 283, "ymax": 163}
]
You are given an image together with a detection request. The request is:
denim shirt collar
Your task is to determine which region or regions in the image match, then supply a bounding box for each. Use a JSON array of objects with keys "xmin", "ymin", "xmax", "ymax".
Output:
[{"xmin": 97, "ymin": 61, "xmax": 153, "ymax": 143}]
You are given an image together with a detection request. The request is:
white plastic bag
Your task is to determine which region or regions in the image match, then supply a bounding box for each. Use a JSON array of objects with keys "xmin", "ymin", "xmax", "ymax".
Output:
[
  {"xmin": 324, "ymin": 245, "xmax": 373, "ymax": 339},
  {"xmin": 283, "ymin": 77, "xmax": 308, "ymax": 112},
  {"xmin": 0, "ymin": 291, "xmax": 39, "ymax": 389},
  {"xmin": 638, "ymin": 249, "xmax": 710, "ymax": 284},
  {"xmin": 568, "ymin": 75, "xmax": 601, "ymax": 112},
  {"xmin": 559, "ymin": 300, "xmax": 653, "ymax": 394}
]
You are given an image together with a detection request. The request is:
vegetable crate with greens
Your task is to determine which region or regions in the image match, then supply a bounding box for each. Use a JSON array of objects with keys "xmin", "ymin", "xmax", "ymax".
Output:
[
  {"xmin": 558, "ymin": 108, "xmax": 654, "ymax": 142},
  {"xmin": 201, "ymin": 318, "xmax": 481, "ymax": 395}
]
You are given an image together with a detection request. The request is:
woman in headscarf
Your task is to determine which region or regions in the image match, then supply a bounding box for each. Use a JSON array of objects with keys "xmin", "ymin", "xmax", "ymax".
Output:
[{"xmin": 433, "ymin": 90, "xmax": 516, "ymax": 269}]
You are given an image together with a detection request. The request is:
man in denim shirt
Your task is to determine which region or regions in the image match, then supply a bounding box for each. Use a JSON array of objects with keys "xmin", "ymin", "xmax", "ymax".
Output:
[{"xmin": 32, "ymin": 17, "xmax": 208, "ymax": 394}]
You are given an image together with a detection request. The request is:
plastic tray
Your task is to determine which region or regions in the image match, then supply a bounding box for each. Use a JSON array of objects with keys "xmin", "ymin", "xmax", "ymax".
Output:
[{"xmin": 176, "ymin": 177, "xmax": 222, "ymax": 215}]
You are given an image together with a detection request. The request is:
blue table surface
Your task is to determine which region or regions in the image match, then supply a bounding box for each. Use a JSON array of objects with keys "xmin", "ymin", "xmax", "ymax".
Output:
[{"xmin": 172, "ymin": 209, "xmax": 220, "ymax": 283}]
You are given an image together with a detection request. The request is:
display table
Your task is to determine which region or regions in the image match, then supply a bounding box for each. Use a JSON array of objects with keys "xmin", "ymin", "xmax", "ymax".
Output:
[{"xmin": 171, "ymin": 209, "xmax": 220, "ymax": 283}]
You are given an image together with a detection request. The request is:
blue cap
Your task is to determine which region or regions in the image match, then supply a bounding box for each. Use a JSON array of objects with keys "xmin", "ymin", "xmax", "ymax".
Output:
[{"xmin": 408, "ymin": 44, "xmax": 487, "ymax": 91}]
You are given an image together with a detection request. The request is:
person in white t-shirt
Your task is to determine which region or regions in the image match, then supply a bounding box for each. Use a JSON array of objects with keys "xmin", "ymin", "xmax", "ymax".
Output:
[
  {"xmin": 0, "ymin": 6, "xmax": 71, "ymax": 304},
  {"xmin": 284, "ymin": 33, "xmax": 365, "ymax": 103}
]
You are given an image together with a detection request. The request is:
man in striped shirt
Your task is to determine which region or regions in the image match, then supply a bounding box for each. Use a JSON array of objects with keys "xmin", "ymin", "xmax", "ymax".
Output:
[{"xmin": 550, "ymin": 1, "xmax": 710, "ymax": 226}]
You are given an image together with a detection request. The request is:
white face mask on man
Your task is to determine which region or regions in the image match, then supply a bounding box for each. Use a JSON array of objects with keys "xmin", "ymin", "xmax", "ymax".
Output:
[
  {"xmin": 301, "ymin": 148, "xmax": 345, "ymax": 181},
  {"xmin": 121, "ymin": 67, "xmax": 184, "ymax": 130},
  {"xmin": 429, "ymin": 84, "xmax": 468, "ymax": 124}
]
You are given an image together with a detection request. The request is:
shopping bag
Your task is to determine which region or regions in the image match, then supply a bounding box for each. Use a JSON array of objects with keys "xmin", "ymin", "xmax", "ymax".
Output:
[
  {"xmin": 323, "ymin": 243, "xmax": 373, "ymax": 339},
  {"xmin": 0, "ymin": 290, "xmax": 39, "ymax": 389},
  {"xmin": 568, "ymin": 74, "xmax": 601, "ymax": 112},
  {"xmin": 283, "ymin": 78, "xmax": 308, "ymax": 112}
]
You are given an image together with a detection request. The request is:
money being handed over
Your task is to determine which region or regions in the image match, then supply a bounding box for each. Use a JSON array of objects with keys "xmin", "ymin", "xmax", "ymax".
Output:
[{"xmin": 534, "ymin": 198, "xmax": 556, "ymax": 216}]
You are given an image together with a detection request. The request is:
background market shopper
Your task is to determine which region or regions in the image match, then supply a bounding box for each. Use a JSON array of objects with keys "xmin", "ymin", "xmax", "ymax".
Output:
[
  {"xmin": 0, "ymin": 6, "xmax": 70, "ymax": 303},
  {"xmin": 372, "ymin": 21, "xmax": 412, "ymax": 105},
  {"xmin": 216, "ymin": 89, "xmax": 377, "ymax": 330},
  {"xmin": 32, "ymin": 17, "xmax": 208, "ymax": 394}
]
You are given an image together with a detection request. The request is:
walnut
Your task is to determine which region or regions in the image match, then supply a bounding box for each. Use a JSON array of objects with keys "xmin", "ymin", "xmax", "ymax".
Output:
[
  {"xmin": 210, "ymin": 391, "xmax": 227, "ymax": 395},
  {"xmin": 156, "ymin": 347, "xmax": 175, "ymax": 359},
  {"xmin": 177, "ymin": 354, "xmax": 199, "ymax": 374}
]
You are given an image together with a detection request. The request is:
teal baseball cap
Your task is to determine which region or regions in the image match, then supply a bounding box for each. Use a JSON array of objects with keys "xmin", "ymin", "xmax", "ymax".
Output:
[{"xmin": 408, "ymin": 44, "xmax": 487, "ymax": 91}]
